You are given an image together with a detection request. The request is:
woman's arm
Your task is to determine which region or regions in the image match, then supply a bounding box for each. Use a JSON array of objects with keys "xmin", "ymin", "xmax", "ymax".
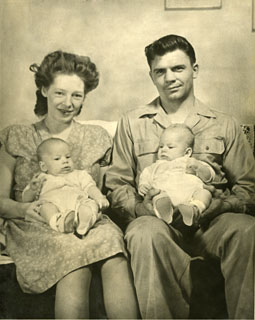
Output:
[{"xmin": 0, "ymin": 147, "xmax": 29, "ymax": 219}]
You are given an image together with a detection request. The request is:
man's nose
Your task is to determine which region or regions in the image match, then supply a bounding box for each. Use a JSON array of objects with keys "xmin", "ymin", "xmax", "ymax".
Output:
[{"xmin": 165, "ymin": 69, "xmax": 176, "ymax": 82}]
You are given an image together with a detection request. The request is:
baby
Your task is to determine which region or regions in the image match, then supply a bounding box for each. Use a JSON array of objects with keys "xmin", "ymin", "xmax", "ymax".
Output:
[
  {"xmin": 138, "ymin": 123, "xmax": 215, "ymax": 226},
  {"xmin": 22, "ymin": 138, "xmax": 109, "ymax": 236}
]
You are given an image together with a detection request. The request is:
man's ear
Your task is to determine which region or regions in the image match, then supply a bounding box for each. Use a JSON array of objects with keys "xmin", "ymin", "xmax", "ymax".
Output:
[
  {"xmin": 41, "ymin": 87, "xmax": 48, "ymax": 98},
  {"xmin": 185, "ymin": 147, "xmax": 193, "ymax": 157},
  {"xmin": 192, "ymin": 63, "xmax": 199, "ymax": 79},
  {"xmin": 39, "ymin": 161, "xmax": 48, "ymax": 173},
  {"xmin": 149, "ymin": 70, "xmax": 155, "ymax": 85}
]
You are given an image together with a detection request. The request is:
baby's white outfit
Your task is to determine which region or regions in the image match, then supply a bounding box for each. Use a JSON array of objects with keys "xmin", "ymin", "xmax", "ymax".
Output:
[
  {"xmin": 37, "ymin": 170, "xmax": 97, "ymax": 214},
  {"xmin": 139, "ymin": 156, "xmax": 215, "ymax": 206}
]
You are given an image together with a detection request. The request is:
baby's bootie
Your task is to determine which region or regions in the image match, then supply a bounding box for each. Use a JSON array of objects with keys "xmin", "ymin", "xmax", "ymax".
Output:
[
  {"xmin": 153, "ymin": 192, "xmax": 174, "ymax": 224},
  {"xmin": 49, "ymin": 210, "xmax": 75, "ymax": 233},
  {"xmin": 177, "ymin": 204, "xmax": 200, "ymax": 226},
  {"xmin": 75, "ymin": 211, "xmax": 100, "ymax": 236}
]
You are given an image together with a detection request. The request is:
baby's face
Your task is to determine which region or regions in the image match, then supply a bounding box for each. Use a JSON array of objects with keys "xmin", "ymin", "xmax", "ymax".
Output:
[
  {"xmin": 40, "ymin": 142, "xmax": 74, "ymax": 175},
  {"xmin": 158, "ymin": 130, "xmax": 190, "ymax": 161}
]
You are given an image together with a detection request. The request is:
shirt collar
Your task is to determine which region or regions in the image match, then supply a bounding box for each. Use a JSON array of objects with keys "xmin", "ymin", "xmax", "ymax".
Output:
[{"xmin": 137, "ymin": 96, "xmax": 217, "ymax": 119}]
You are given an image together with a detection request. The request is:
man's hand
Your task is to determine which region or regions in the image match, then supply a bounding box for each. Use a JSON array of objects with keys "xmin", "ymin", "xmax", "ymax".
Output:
[
  {"xmin": 198, "ymin": 185, "xmax": 232, "ymax": 226},
  {"xmin": 135, "ymin": 188, "xmax": 160, "ymax": 217}
]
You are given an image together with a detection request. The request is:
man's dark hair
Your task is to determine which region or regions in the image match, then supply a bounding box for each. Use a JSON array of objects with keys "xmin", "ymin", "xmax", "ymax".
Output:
[{"xmin": 145, "ymin": 34, "xmax": 196, "ymax": 68}]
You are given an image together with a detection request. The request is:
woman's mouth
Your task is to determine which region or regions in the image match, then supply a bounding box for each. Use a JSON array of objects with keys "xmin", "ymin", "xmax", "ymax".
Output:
[{"xmin": 58, "ymin": 109, "xmax": 73, "ymax": 116}]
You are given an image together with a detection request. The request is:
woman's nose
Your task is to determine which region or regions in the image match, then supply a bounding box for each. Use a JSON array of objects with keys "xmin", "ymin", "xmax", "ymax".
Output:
[{"xmin": 63, "ymin": 95, "xmax": 72, "ymax": 107}]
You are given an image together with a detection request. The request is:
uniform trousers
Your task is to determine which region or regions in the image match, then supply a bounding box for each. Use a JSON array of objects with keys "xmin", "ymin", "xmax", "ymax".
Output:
[{"xmin": 125, "ymin": 213, "xmax": 255, "ymax": 319}]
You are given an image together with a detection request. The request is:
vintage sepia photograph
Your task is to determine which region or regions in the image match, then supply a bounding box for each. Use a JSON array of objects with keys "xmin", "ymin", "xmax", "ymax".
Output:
[{"xmin": 0, "ymin": 0, "xmax": 254, "ymax": 319}]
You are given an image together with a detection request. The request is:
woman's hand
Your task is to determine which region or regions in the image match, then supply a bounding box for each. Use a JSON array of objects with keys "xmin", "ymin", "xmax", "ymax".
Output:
[
  {"xmin": 25, "ymin": 201, "xmax": 46, "ymax": 223},
  {"xmin": 28, "ymin": 174, "xmax": 47, "ymax": 200},
  {"xmin": 135, "ymin": 188, "xmax": 160, "ymax": 217}
]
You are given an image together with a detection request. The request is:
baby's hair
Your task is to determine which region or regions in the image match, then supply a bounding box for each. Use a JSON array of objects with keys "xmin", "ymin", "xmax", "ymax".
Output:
[
  {"xmin": 37, "ymin": 138, "xmax": 69, "ymax": 161},
  {"xmin": 163, "ymin": 123, "xmax": 195, "ymax": 148}
]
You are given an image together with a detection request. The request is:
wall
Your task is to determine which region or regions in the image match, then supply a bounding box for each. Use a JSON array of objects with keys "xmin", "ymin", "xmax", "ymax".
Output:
[{"xmin": 0, "ymin": 0, "xmax": 255, "ymax": 129}]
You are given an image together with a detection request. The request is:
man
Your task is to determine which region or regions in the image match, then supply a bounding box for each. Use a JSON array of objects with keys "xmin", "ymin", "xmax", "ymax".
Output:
[{"xmin": 105, "ymin": 34, "xmax": 255, "ymax": 319}]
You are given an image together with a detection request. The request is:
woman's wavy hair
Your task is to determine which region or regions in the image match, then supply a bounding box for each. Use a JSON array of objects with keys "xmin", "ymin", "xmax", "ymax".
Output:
[{"xmin": 30, "ymin": 51, "xmax": 99, "ymax": 116}]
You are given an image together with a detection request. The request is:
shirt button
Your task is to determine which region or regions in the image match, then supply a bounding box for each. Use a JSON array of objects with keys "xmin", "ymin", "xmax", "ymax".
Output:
[{"xmin": 205, "ymin": 146, "xmax": 209, "ymax": 150}]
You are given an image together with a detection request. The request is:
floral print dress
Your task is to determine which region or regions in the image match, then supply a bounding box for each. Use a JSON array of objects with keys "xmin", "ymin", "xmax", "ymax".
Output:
[{"xmin": 0, "ymin": 120, "xmax": 126, "ymax": 293}]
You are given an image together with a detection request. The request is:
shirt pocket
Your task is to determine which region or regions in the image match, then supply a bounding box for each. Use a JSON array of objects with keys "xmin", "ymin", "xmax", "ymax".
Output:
[
  {"xmin": 134, "ymin": 140, "xmax": 159, "ymax": 176},
  {"xmin": 193, "ymin": 137, "xmax": 225, "ymax": 180},
  {"xmin": 193, "ymin": 137, "xmax": 225, "ymax": 155}
]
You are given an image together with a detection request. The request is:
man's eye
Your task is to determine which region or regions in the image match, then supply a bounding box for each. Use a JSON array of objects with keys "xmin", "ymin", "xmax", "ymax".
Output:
[
  {"xmin": 54, "ymin": 157, "xmax": 60, "ymax": 161},
  {"xmin": 155, "ymin": 69, "xmax": 164, "ymax": 75},
  {"xmin": 174, "ymin": 66, "xmax": 184, "ymax": 72}
]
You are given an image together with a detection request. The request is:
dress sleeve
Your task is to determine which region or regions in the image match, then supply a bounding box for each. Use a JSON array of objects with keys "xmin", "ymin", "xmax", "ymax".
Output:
[
  {"xmin": 105, "ymin": 115, "xmax": 142, "ymax": 226},
  {"xmin": 95, "ymin": 126, "xmax": 112, "ymax": 167},
  {"xmin": 0, "ymin": 125, "xmax": 36, "ymax": 159}
]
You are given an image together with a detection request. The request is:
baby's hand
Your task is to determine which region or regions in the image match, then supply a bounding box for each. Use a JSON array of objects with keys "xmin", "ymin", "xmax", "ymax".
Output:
[
  {"xmin": 139, "ymin": 185, "xmax": 150, "ymax": 197},
  {"xmin": 97, "ymin": 197, "xmax": 109, "ymax": 210}
]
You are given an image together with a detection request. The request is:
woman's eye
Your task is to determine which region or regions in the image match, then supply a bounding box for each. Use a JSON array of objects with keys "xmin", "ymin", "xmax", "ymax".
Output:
[
  {"xmin": 54, "ymin": 157, "xmax": 60, "ymax": 161},
  {"xmin": 55, "ymin": 91, "xmax": 64, "ymax": 96},
  {"xmin": 73, "ymin": 93, "xmax": 83, "ymax": 99}
]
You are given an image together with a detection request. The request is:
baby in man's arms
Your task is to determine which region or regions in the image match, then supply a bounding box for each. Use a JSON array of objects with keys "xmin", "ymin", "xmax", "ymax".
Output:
[{"xmin": 138, "ymin": 123, "xmax": 215, "ymax": 226}]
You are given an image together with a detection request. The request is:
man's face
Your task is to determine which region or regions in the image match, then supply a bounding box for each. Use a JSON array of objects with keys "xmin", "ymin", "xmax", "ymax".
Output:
[{"xmin": 149, "ymin": 49, "xmax": 198, "ymax": 103}]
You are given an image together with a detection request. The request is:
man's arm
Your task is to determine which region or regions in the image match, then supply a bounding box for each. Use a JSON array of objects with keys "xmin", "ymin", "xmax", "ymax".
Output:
[
  {"xmin": 199, "ymin": 118, "xmax": 255, "ymax": 225},
  {"xmin": 186, "ymin": 158, "xmax": 215, "ymax": 183},
  {"xmin": 105, "ymin": 115, "xmax": 140, "ymax": 225},
  {"xmin": 106, "ymin": 115, "xmax": 159, "ymax": 227}
]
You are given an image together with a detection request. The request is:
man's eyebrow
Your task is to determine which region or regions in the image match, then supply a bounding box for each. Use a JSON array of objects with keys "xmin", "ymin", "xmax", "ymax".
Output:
[{"xmin": 153, "ymin": 67, "xmax": 166, "ymax": 72}]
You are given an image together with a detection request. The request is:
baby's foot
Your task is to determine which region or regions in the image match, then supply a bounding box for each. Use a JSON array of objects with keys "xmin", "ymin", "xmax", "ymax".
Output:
[
  {"xmin": 153, "ymin": 192, "xmax": 174, "ymax": 224},
  {"xmin": 75, "ymin": 211, "xmax": 99, "ymax": 236},
  {"xmin": 50, "ymin": 210, "xmax": 75, "ymax": 233},
  {"xmin": 178, "ymin": 204, "xmax": 200, "ymax": 226}
]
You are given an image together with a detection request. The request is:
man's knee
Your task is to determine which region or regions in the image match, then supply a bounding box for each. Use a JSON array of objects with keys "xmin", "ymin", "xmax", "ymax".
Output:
[
  {"xmin": 218, "ymin": 213, "xmax": 255, "ymax": 248},
  {"xmin": 125, "ymin": 216, "xmax": 178, "ymax": 252}
]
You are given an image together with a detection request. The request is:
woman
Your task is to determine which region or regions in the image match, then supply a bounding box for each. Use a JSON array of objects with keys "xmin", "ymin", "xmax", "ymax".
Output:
[{"xmin": 0, "ymin": 51, "xmax": 139, "ymax": 319}]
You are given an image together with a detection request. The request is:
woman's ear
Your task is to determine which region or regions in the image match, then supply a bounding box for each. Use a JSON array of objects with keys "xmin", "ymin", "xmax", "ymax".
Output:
[
  {"xmin": 41, "ymin": 87, "xmax": 48, "ymax": 98},
  {"xmin": 39, "ymin": 161, "xmax": 48, "ymax": 173},
  {"xmin": 185, "ymin": 147, "xmax": 193, "ymax": 157}
]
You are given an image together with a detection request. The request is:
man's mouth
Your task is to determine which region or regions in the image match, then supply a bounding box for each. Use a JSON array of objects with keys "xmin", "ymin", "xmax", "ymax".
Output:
[{"xmin": 165, "ymin": 85, "xmax": 181, "ymax": 91}]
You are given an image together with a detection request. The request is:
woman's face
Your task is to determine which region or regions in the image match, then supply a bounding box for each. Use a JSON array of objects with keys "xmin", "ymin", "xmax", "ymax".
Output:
[{"xmin": 42, "ymin": 74, "xmax": 85, "ymax": 123}]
